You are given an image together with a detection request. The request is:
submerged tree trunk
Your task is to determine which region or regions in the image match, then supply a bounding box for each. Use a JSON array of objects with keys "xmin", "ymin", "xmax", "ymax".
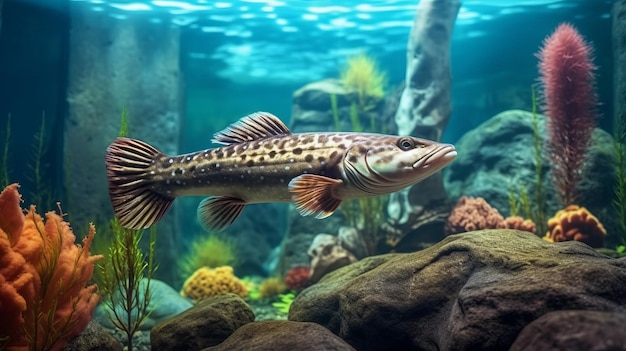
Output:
[{"xmin": 386, "ymin": 0, "xmax": 460, "ymax": 242}]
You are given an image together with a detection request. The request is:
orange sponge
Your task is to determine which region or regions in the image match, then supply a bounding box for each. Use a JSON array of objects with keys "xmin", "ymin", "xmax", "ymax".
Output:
[
  {"xmin": 544, "ymin": 205, "xmax": 606, "ymax": 248},
  {"xmin": 180, "ymin": 266, "xmax": 247, "ymax": 302}
]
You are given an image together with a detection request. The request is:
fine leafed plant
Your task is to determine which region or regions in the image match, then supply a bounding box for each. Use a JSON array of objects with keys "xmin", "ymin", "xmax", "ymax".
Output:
[
  {"xmin": 530, "ymin": 87, "xmax": 548, "ymax": 235},
  {"xmin": 99, "ymin": 218, "xmax": 157, "ymax": 351},
  {"xmin": 612, "ymin": 103, "xmax": 626, "ymax": 246}
]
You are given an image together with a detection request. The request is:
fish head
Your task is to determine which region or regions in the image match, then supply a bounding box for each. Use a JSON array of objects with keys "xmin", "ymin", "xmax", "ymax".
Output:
[{"xmin": 342, "ymin": 136, "xmax": 457, "ymax": 196}]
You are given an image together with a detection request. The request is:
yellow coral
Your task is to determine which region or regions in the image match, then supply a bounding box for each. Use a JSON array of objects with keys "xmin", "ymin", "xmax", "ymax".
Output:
[
  {"xmin": 543, "ymin": 205, "xmax": 606, "ymax": 248},
  {"xmin": 340, "ymin": 53, "xmax": 386, "ymax": 111},
  {"xmin": 180, "ymin": 266, "xmax": 247, "ymax": 302}
]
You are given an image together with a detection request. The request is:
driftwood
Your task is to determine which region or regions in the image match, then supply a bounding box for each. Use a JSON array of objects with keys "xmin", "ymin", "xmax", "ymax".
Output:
[{"xmin": 387, "ymin": 0, "xmax": 461, "ymax": 234}]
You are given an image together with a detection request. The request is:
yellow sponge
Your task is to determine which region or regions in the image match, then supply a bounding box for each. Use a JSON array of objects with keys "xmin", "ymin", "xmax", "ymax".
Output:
[{"xmin": 180, "ymin": 266, "xmax": 248, "ymax": 301}]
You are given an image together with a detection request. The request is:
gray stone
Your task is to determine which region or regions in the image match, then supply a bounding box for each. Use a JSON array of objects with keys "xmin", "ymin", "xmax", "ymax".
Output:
[
  {"xmin": 65, "ymin": 320, "xmax": 123, "ymax": 351},
  {"xmin": 290, "ymin": 230, "xmax": 626, "ymax": 351},
  {"xmin": 65, "ymin": 3, "xmax": 183, "ymax": 285},
  {"xmin": 203, "ymin": 320, "xmax": 356, "ymax": 351},
  {"xmin": 510, "ymin": 310, "xmax": 626, "ymax": 351},
  {"xmin": 150, "ymin": 294, "xmax": 255, "ymax": 351},
  {"xmin": 95, "ymin": 278, "xmax": 192, "ymax": 330}
]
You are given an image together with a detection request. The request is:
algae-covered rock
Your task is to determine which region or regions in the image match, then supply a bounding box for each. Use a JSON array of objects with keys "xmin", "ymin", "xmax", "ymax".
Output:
[
  {"xmin": 290, "ymin": 230, "xmax": 626, "ymax": 351},
  {"xmin": 203, "ymin": 320, "xmax": 356, "ymax": 351},
  {"xmin": 65, "ymin": 320, "xmax": 123, "ymax": 351},
  {"xmin": 95, "ymin": 278, "xmax": 192, "ymax": 330},
  {"xmin": 150, "ymin": 294, "xmax": 254, "ymax": 351}
]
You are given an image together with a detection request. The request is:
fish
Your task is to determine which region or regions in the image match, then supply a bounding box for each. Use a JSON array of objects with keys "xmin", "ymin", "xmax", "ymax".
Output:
[{"xmin": 104, "ymin": 111, "xmax": 457, "ymax": 231}]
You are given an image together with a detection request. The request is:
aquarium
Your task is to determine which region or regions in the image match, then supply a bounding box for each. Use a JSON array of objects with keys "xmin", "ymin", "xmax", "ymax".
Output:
[{"xmin": 0, "ymin": 0, "xmax": 624, "ymax": 350}]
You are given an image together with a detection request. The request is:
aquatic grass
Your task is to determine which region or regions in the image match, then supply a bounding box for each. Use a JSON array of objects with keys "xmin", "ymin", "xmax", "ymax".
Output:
[
  {"xmin": 530, "ymin": 87, "xmax": 548, "ymax": 235},
  {"xmin": 330, "ymin": 94, "xmax": 341, "ymax": 132},
  {"xmin": 272, "ymin": 292, "xmax": 295, "ymax": 315},
  {"xmin": 99, "ymin": 219, "xmax": 157, "ymax": 351},
  {"xmin": 612, "ymin": 101, "xmax": 626, "ymax": 246},
  {"xmin": 340, "ymin": 53, "xmax": 386, "ymax": 112}
]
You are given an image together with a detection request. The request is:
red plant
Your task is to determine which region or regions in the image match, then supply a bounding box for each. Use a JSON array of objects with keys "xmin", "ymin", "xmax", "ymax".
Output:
[
  {"xmin": 284, "ymin": 265, "xmax": 311, "ymax": 292},
  {"xmin": 538, "ymin": 23, "xmax": 598, "ymax": 206}
]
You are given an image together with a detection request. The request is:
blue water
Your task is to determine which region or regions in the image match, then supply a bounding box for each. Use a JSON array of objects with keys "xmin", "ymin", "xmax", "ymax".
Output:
[{"xmin": 65, "ymin": 0, "xmax": 614, "ymax": 145}]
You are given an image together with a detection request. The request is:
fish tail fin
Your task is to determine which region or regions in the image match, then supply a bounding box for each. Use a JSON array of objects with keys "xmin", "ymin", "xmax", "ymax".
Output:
[{"xmin": 104, "ymin": 137, "xmax": 174, "ymax": 229}]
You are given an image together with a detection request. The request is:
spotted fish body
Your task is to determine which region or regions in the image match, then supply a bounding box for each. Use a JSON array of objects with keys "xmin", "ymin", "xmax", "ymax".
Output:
[{"xmin": 105, "ymin": 112, "xmax": 457, "ymax": 231}]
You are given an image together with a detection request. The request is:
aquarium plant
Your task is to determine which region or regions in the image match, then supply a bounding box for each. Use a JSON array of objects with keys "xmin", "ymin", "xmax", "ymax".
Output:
[
  {"xmin": 272, "ymin": 292, "xmax": 295, "ymax": 315},
  {"xmin": 0, "ymin": 183, "xmax": 102, "ymax": 351},
  {"xmin": 538, "ymin": 23, "xmax": 598, "ymax": 207},
  {"xmin": 178, "ymin": 233, "xmax": 238, "ymax": 278},
  {"xmin": 340, "ymin": 52, "xmax": 386, "ymax": 113},
  {"xmin": 99, "ymin": 218, "xmax": 156, "ymax": 351}
]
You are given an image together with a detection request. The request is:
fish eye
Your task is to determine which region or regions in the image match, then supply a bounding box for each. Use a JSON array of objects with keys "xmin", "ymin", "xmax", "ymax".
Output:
[{"xmin": 397, "ymin": 138, "xmax": 414, "ymax": 150}]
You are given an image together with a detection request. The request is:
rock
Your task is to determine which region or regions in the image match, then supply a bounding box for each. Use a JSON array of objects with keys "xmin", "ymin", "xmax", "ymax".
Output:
[
  {"xmin": 65, "ymin": 320, "xmax": 123, "ymax": 351},
  {"xmin": 150, "ymin": 294, "xmax": 255, "ymax": 351},
  {"xmin": 510, "ymin": 310, "xmax": 626, "ymax": 351},
  {"xmin": 308, "ymin": 233, "xmax": 357, "ymax": 283},
  {"xmin": 95, "ymin": 278, "xmax": 192, "ymax": 330},
  {"xmin": 203, "ymin": 320, "xmax": 356, "ymax": 351},
  {"xmin": 290, "ymin": 230, "xmax": 626, "ymax": 351},
  {"xmin": 443, "ymin": 109, "xmax": 618, "ymax": 245}
]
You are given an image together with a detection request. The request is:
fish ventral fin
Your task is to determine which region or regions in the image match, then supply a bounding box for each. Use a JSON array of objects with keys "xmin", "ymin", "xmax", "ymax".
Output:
[
  {"xmin": 288, "ymin": 174, "xmax": 343, "ymax": 219},
  {"xmin": 212, "ymin": 111, "xmax": 291, "ymax": 145},
  {"xmin": 104, "ymin": 137, "xmax": 175, "ymax": 229},
  {"xmin": 198, "ymin": 196, "xmax": 247, "ymax": 232}
]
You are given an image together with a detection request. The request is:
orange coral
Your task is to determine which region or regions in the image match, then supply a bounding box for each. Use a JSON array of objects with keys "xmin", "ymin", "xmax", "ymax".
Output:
[
  {"xmin": 543, "ymin": 205, "xmax": 606, "ymax": 248},
  {"xmin": 445, "ymin": 196, "xmax": 506, "ymax": 235},
  {"xmin": 180, "ymin": 266, "xmax": 248, "ymax": 301},
  {"xmin": 503, "ymin": 216, "xmax": 537, "ymax": 234},
  {"xmin": 0, "ymin": 184, "xmax": 102, "ymax": 351}
]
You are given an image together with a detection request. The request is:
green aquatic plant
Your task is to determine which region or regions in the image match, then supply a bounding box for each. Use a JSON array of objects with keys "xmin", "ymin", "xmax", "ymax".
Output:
[
  {"xmin": 29, "ymin": 113, "xmax": 52, "ymax": 210},
  {"xmin": 330, "ymin": 94, "xmax": 341, "ymax": 132},
  {"xmin": 340, "ymin": 52, "xmax": 386, "ymax": 112},
  {"xmin": 612, "ymin": 102, "xmax": 626, "ymax": 245},
  {"xmin": 272, "ymin": 292, "xmax": 295, "ymax": 315},
  {"xmin": 178, "ymin": 233, "xmax": 238, "ymax": 278},
  {"xmin": 99, "ymin": 218, "xmax": 157, "ymax": 351},
  {"xmin": 530, "ymin": 87, "xmax": 547, "ymax": 235}
]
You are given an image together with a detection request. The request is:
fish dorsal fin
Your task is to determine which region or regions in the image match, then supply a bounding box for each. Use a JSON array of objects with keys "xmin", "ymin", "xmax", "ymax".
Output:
[
  {"xmin": 288, "ymin": 174, "xmax": 343, "ymax": 219},
  {"xmin": 197, "ymin": 196, "xmax": 247, "ymax": 232},
  {"xmin": 212, "ymin": 112, "xmax": 291, "ymax": 145}
]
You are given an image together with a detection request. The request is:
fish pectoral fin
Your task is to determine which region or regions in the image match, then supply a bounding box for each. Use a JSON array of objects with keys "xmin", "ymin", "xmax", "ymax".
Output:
[
  {"xmin": 197, "ymin": 196, "xmax": 247, "ymax": 232},
  {"xmin": 288, "ymin": 174, "xmax": 343, "ymax": 219}
]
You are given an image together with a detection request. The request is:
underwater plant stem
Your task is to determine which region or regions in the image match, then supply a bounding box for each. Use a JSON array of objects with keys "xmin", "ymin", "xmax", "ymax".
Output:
[
  {"xmin": 531, "ymin": 87, "xmax": 547, "ymax": 235},
  {"xmin": 330, "ymin": 94, "xmax": 341, "ymax": 132},
  {"xmin": 612, "ymin": 119, "xmax": 626, "ymax": 245}
]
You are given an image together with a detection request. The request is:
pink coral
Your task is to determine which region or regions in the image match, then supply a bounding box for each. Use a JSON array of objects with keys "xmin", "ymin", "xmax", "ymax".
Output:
[
  {"xmin": 503, "ymin": 216, "xmax": 537, "ymax": 234},
  {"xmin": 538, "ymin": 23, "xmax": 598, "ymax": 205},
  {"xmin": 445, "ymin": 196, "xmax": 506, "ymax": 235}
]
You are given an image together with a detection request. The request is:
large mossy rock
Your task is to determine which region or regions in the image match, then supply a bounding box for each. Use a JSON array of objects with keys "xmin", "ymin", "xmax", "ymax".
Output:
[{"xmin": 290, "ymin": 230, "xmax": 626, "ymax": 351}]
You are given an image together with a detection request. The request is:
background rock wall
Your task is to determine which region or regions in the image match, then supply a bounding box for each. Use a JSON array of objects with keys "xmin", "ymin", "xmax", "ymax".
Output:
[{"xmin": 65, "ymin": 4, "xmax": 183, "ymax": 285}]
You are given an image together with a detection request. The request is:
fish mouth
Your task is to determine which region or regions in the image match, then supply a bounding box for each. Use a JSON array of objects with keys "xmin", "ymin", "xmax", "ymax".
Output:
[{"xmin": 413, "ymin": 144, "xmax": 457, "ymax": 169}]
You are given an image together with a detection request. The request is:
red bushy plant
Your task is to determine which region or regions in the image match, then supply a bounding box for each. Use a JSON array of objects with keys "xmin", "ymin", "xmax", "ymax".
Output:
[{"xmin": 537, "ymin": 23, "xmax": 598, "ymax": 206}]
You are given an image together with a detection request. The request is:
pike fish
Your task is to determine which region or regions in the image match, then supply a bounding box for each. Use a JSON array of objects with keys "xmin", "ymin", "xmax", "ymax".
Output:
[{"xmin": 104, "ymin": 112, "xmax": 457, "ymax": 231}]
